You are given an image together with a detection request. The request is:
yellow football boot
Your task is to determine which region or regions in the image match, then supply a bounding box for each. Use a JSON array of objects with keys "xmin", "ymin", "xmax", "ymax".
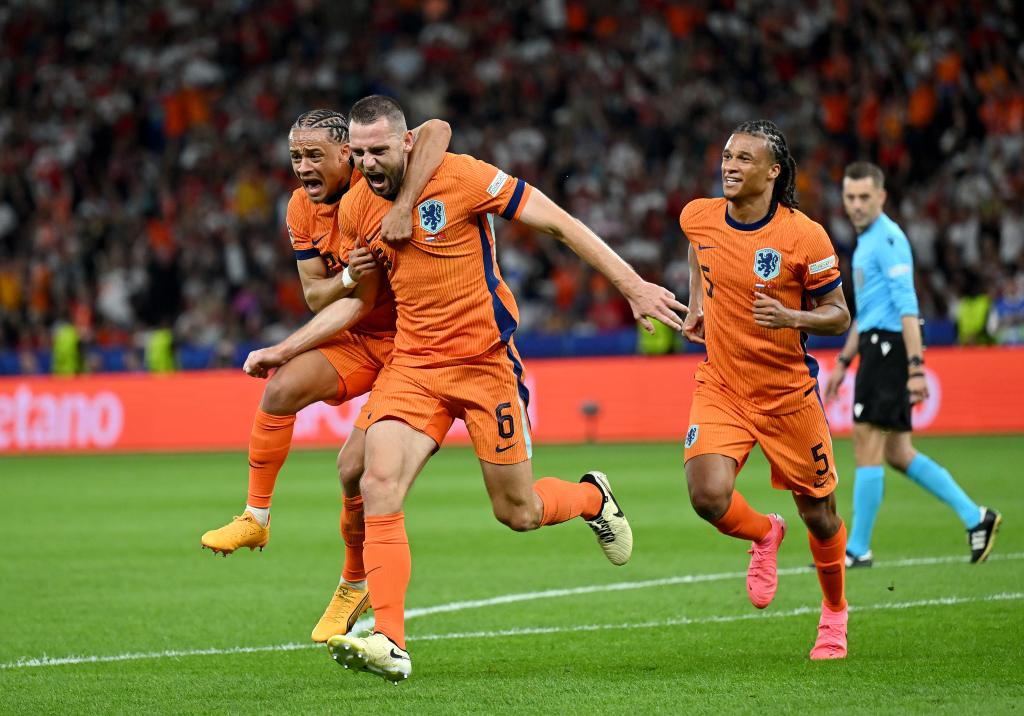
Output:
[
  {"xmin": 200, "ymin": 511, "xmax": 270, "ymax": 555},
  {"xmin": 311, "ymin": 583, "xmax": 371, "ymax": 642}
]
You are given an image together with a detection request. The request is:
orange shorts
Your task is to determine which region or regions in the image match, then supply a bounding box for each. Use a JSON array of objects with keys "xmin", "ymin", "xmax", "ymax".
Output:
[
  {"xmin": 359, "ymin": 343, "xmax": 532, "ymax": 464},
  {"xmin": 316, "ymin": 331, "xmax": 394, "ymax": 430},
  {"xmin": 683, "ymin": 381, "xmax": 839, "ymax": 497}
]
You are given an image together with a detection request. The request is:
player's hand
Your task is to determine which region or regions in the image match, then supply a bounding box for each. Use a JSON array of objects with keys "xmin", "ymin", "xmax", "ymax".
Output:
[
  {"xmin": 753, "ymin": 292, "xmax": 797, "ymax": 329},
  {"xmin": 346, "ymin": 247, "xmax": 379, "ymax": 282},
  {"xmin": 823, "ymin": 365, "xmax": 846, "ymax": 403},
  {"xmin": 907, "ymin": 373, "xmax": 929, "ymax": 404},
  {"xmin": 627, "ymin": 281, "xmax": 688, "ymax": 333},
  {"xmin": 243, "ymin": 346, "xmax": 286, "ymax": 379},
  {"xmin": 682, "ymin": 306, "xmax": 705, "ymax": 344},
  {"xmin": 379, "ymin": 203, "xmax": 414, "ymax": 244}
]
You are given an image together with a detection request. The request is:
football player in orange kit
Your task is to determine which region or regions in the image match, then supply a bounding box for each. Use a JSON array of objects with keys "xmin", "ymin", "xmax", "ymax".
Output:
[
  {"xmin": 680, "ymin": 119, "xmax": 852, "ymax": 659},
  {"xmin": 200, "ymin": 109, "xmax": 450, "ymax": 644},
  {"xmin": 244, "ymin": 95, "xmax": 687, "ymax": 681}
]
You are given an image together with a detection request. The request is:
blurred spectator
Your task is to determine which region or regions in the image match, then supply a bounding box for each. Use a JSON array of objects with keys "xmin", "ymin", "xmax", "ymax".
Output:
[
  {"xmin": 989, "ymin": 273, "xmax": 1024, "ymax": 345},
  {"xmin": 0, "ymin": 0, "xmax": 1022, "ymax": 372}
]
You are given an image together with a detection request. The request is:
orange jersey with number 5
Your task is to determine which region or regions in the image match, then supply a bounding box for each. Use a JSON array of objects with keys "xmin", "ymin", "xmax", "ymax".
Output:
[
  {"xmin": 336, "ymin": 153, "xmax": 532, "ymax": 367},
  {"xmin": 680, "ymin": 198, "xmax": 842, "ymax": 414}
]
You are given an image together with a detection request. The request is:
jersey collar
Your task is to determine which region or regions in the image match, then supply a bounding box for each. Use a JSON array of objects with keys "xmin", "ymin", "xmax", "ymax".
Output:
[{"xmin": 725, "ymin": 200, "xmax": 778, "ymax": 232}]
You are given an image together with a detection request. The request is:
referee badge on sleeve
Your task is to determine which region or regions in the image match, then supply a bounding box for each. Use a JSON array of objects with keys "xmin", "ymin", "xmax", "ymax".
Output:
[{"xmin": 685, "ymin": 425, "xmax": 699, "ymax": 448}]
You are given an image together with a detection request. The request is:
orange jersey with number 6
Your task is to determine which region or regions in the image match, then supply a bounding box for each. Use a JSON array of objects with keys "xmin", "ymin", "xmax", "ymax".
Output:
[{"xmin": 336, "ymin": 153, "xmax": 532, "ymax": 367}]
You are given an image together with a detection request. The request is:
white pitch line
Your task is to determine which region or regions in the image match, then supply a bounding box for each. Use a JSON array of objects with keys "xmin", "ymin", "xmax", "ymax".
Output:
[
  {"xmin": 409, "ymin": 591, "xmax": 1024, "ymax": 642},
  {"xmin": 3, "ymin": 552, "xmax": 1021, "ymax": 671},
  {"xmin": 353, "ymin": 550, "xmax": 1024, "ymax": 629}
]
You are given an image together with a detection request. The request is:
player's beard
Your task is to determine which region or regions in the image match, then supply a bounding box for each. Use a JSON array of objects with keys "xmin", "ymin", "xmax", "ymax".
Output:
[{"xmin": 368, "ymin": 163, "xmax": 406, "ymax": 200}]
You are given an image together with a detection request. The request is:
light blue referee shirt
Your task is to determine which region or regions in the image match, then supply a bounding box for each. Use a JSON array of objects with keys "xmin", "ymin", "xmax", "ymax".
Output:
[{"xmin": 852, "ymin": 212, "xmax": 919, "ymax": 332}]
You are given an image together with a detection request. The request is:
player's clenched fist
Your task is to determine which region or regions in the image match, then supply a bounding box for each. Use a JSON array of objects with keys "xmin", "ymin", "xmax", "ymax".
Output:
[
  {"xmin": 346, "ymin": 246, "xmax": 379, "ymax": 282},
  {"xmin": 379, "ymin": 203, "xmax": 414, "ymax": 244},
  {"xmin": 243, "ymin": 346, "xmax": 287, "ymax": 378},
  {"xmin": 627, "ymin": 281, "xmax": 688, "ymax": 333}
]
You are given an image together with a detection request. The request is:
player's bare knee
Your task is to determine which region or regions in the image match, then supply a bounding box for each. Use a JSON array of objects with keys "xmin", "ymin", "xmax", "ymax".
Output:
[
  {"xmin": 884, "ymin": 445, "xmax": 914, "ymax": 473},
  {"xmin": 359, "ymin": 467, "xmax": 401, "ymax": 505},
  {"xmin": 261, "ymin": 371, "xmax": 305, "ymax": 414},
  {"xmin": 800, "ymin": 506, "xmax": 840, "ymax": 540},
  {"xmin": 493, "ymin": 498, "xmax": 541, "ymax": 532},
  {"xmin": 498, "ymin": 507, "xmax": 540, "ymax": 532},
  {"xmin": 687, "ymin": 484, "xmax": 730, "ymax": 522},
  {"xmin": 337, "ymin": 449, "xmax": 364, "ymax": 492}
]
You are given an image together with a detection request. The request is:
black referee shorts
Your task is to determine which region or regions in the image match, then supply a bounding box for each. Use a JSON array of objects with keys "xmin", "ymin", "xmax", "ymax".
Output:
[{"xmin": 853, "ymin": 329, "xmax": 912, "ymax": 432}]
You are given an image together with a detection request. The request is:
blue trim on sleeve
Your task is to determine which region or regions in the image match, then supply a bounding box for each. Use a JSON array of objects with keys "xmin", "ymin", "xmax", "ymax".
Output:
[
  {"xmin": 477, "ymin": 217, "xmax": 518, "ymax": 342},
  {"xmin": 294, "ymin": 248, "xmax": 320, "ymax": 260},
  {"xmin": 500, "ymin": 179, "xmax": 527, "ymax": 220},
  {"xmin": 808, "ymin": 276, "xmax": 842, "ymax": 297}
]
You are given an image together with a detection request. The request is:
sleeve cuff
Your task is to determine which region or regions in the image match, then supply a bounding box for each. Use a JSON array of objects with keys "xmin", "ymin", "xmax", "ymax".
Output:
[
  {"xmin": 808, "ymin": 276, "xmax": 842, "ymax": 296},
  {"xmin": 293, "ymin": 248, "xmax": 320, "ymax": 260},
  {"xmin": 500, "ymin": 179, "xmax": 529, "ymax": 220}
]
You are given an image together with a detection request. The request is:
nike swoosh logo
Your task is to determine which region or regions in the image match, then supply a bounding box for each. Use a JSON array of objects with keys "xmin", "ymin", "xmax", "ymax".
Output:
[
  {"xmin": 495, "ymin": 443, "xmax": 519, "ymax": 453},
  {"xmin": 390, "ymin": 649, "xmax": 409, "ymax": 660},
  {"xmin": 312, "ymin": 233, "xmax": 327, "ymax": 246},
  {"xmin": 697, "ymin": 245, "xmax": 716, "ymax": 250}
]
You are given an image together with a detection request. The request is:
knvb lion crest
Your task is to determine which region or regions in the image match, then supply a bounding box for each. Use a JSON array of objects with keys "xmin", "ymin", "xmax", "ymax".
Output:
[
  {"xmin": 753, "ymin": 248, "xmax": 782, "ymax": 281},
  {"xmin": 685, "ymin": 425, "xmax": 699, "ymax": 449},
  {"xmin": 418, "ymin": 199, "xmax": 447, "ymax": 233}
]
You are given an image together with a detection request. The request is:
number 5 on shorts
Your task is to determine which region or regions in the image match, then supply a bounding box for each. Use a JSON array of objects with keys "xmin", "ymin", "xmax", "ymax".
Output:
[{"xmin": 811, "ymin": 442, "xmax": 830, "ymax": 476}]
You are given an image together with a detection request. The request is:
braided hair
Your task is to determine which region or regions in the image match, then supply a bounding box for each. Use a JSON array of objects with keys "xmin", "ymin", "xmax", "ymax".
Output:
[
  {"xmin": 291, "ymin": 109, "xmax": 349, "ymax": 144},
  {"xmin": 731, "ymin": 119, "xmax": 798, "ymax": 210}
]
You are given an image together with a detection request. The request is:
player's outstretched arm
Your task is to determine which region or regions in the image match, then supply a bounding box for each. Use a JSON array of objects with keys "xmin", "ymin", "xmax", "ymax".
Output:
[
  {"xmin": 752, "ymin": 285, "xmax": 850, "ymax": 335},
  {"xmin": 380, "ymin": 119, "xmax": 452, "ymax": 244},
  {"xmin": 243, "ymin": 272, "xmax": 381, "ymax": 378},
  {"xmin": 683, "ymin": 242, "xmax": 705, "ymax": 344},
  {"xmin": 516, "ymin": 189, "xmax": 687, "ymax": 333}
]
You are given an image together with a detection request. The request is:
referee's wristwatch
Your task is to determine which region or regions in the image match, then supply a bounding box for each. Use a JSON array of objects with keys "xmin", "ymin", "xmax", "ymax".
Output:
[
  {"xmin": 908, "ymin": 355, "xmax": 925, "ymax": 378},
  {"xmin": 836, "ymin": 354, "xmax": 853, "ymax": 369}
]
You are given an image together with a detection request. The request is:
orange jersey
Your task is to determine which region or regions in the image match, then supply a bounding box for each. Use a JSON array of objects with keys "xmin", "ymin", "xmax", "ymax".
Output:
[
  {"xmin": 679, "ymin": 198, "xmax": 842, "ymax": 414},
  {"xmin": 336, "ymin": 153, "xmax": 532, "ymax": 367},
  {"xmin": 286, "ymin": 171, "xmax": 397, "ymax": 337}
]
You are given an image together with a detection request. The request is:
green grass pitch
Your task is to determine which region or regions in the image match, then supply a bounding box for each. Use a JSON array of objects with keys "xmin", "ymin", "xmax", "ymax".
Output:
[{"xmin": 2, "ymin": 436, "xmax": 1022, "ymax": 714}]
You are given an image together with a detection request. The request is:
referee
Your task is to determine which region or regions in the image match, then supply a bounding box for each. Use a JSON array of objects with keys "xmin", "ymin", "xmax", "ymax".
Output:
[{"xmin": 824, "ymin": 162, "xmax": 1000, "ymax": 565}]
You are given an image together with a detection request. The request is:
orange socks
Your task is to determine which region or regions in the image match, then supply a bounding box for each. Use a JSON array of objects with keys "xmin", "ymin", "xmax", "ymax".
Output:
[
  {"xmin": 247, "ymin": 410, "xmax": 296, "ymax": 508},
  {"xmin": 712, "ymin": 490, "xmax": 772, "ymax": 541},
  {"xmin": 533, "ymin": 477, "xmax": 603, "ymax": 524},
  {"xmin": 363, "ymin": 512, "xmax": 411, "ymax": 649},
  {"xmin": 809, "ymin": 520, "xmax": 848, "ymax": 611},
  {"xmin": 340, "ymin": 496, "xmax": 366, "ymax": 583}
]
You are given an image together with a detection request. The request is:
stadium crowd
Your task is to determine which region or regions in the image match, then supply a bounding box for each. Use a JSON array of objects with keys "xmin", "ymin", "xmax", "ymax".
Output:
[{"xmin": 1, "ymin": 0, "xmax": 1022, "ymax": 373}]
